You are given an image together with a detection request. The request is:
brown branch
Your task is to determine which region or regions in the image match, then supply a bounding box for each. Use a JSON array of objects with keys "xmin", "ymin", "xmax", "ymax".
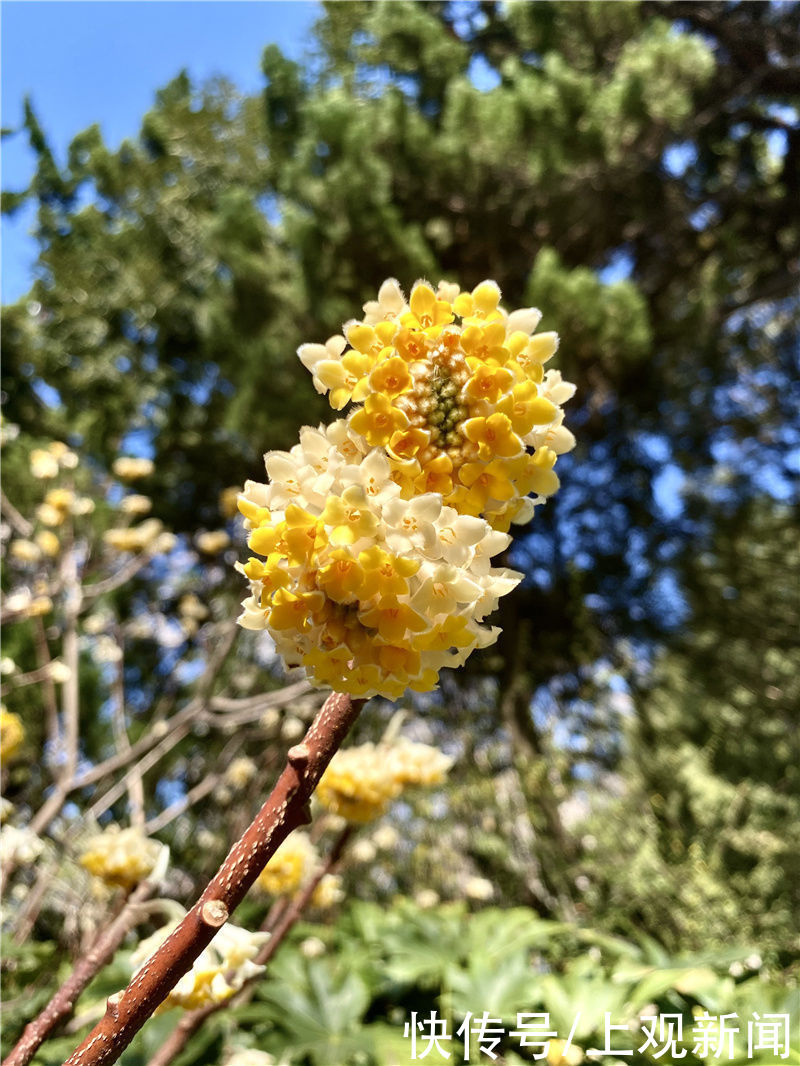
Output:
[
  {"xmin": 3, "ymin": 880, "xmax": 155, "ymax": 1066},
  {"xmin": 0, "ymin": 489, "xmax": 33, "ymax": 537},
  {"xmin": 81, "ymin": 552, "xmax": 153, "ymax": 601},
  {"xmin": 62, "ymin": 691, "xmax": 364, "ymax": 1066},
  {"xmin": 145, "ymin": 825, "xmax": 355, "ymax": 1066},
  {"xmin": 26, "ymin": 544, "xmax": 82, "ymax": 840},
  {"xmin": 110, "ymin": 625, "xmax": 144, "ymax": 829}
]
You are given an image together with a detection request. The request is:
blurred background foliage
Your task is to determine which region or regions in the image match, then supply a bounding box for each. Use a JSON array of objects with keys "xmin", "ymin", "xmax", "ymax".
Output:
[{"xmin": 2, "ymin": 1, "xmax": 799, "ymax": 1063}]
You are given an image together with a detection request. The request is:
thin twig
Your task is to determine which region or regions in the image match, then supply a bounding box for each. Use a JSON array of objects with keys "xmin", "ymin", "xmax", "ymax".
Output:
[
  {"xmin": 110, "ymin": 624, "xmax": 145, "ymax": 829},
  {"xmin": 144, "ymin": 775, "xmax": 220, "ymax": 837},
  {"xmin": 0, "ymin": 489, "xmax": 33, "ymax": 537},
  {"xmin": 3, "ymin": 880, "xmax": 155, "ymax": 1066}
]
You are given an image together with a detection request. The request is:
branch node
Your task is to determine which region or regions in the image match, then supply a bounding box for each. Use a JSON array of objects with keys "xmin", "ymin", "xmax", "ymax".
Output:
[
  {"xmin": 200, "ymin": 899, "xmax": 229, "ymax": 928},
  {"xmin": 106, "ymin": 992, "xmax": 123, "ymax": 1021},
  {"xmin": 287, "ymin": 743, "xmax": 310, "ymax": 768}
]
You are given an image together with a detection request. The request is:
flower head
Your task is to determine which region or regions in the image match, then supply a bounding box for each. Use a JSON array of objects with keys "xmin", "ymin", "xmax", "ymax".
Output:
[
  {"xmin": 112, "ymin": 456, "xmax": 154, "ymax": 480},
  {"xmin": 132, "ymin": 918, "xmax": 269, "ymax": 1010},
  {"xmin": 79, "ymin": 825, "xmax": 161, "ymax": 889},
  {"xmin": 316, "ymin": 739, "xmax": 451, "ymax": 823},
  {"xmin": 1, "ymin": 708, "xmax": 25, "ymax": 761},
  {"xmin": 236, "ymin": 279, "xmax": 573, "ymax": 698},
  {"xmin": 256, "ymin": 831, "xmax": 315, "ymax": 896},
  {"xmin": 236, "ymin": 420, "xmax": 518, "ymax": 698},
  {"xmin": 301, "ymin": 279, "xmax": 575, "ymax": 532},
  {"xmin": 311, "ymin": 873, "xmax": 344, "ymax": 909}
]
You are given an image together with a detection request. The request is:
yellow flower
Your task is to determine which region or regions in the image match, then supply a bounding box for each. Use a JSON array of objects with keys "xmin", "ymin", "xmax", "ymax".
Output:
[
  {"xmin": 235, "ymin": 273, "xmax": 576, "ymax": 698},
  {"xmin": 257, "ymin": 831, "xmax": 315, "ymax": 896},
  {"xmin": 321, "ymin": 485, "xmax": 381, "ymax": 545},
  {"xmin": 402, "ymin": 281, "xmax": 454, "ymax": 332},
  {"xmin": 453, "ymin": 280, "xmax": 504, "ymax": 324},
  {"xmin": 79, "ymin": 825, "xmax": 161, "ymax": 889},
  {"xmin": 359, "ymin": 597, "xmax": 429, "ymax": 643},
  {"xmin": 219, "ymin": 485, "xmax": 241, "ymax": 518},
  {"xmin": 317, "ymin": 550, "xmax": 366, "ymax": 603},
  {"xmin": 27, "ymin": 596, "xmax": 53, "ymax": 618},
  {"xmin": 195, "ymin": 530, "xmax": 230, "ymax": 554},
  {"xmin": 464, "ymin": 363, "xmax": 515, "ymax": 405},
  {"xmin": 369, "ymin": 355, "xmax": 412, "ymax": 398},
  {"xmin": 104, "ymin": 519, "xmax": 164, "ymax": 554},
  {"xmin": 267, "ymin": 588, "xmax": 322, "ymax": 632},
  {"xmin": 112, "ymin": 456, "xmax": 154, "ymax": 480},
  {"xmin": 35, "ymin": 530, "xmax": 60, "ymax": 557},
  {"xmin": 119, "ymin": 494, "xmax": 152, "ymax": 516},
  {"xmin": 311, "ymin": 874, "xmax": 344, "ymax": 909},
  {"xmin": 358, "ymin": 546, "xmax": 420, "ymax": 599},
  {"xmin": 295, "ymin": 277, "xmax": 573, "ymax": 533},
  {"xmin": 1, "ymin": 708, "xmax": 25, "ymax": 761},
  {"xmin": 132, "ymin": 918, "xmax": 268, "ymax": 1010},
  {"xmin": 30, "ymin": 449, "xmax": 59, "ymax": 479},
  {"xmin": 317, "ymin": 739, "xmax": 451, "ymax": 823},
  {"xmin": 462, "ymin": 413, "xmax": 522, "ymax": 459},
  {"xmin": 316, "ymin": 744, "xmax": 403, "ymax": 823},
  {"xmin": 349, "ymin": 394, "xmax": 409, "ymax": 447},
  {"xmin": 10, "ymin": 539, "xmax": 41, "ymax": 564}
]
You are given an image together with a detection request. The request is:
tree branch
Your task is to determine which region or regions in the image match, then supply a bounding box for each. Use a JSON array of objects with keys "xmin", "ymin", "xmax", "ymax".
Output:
[{"xmin": 62, "ymin": 691, "xmax": 364, "ymax": 1066}]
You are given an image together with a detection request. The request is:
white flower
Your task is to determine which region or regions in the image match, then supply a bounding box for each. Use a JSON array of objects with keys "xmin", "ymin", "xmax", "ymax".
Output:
[
  {"xmin": 429, "ymin": 507, "xmax": 487, "ymax": 566},
  {"xmin": 30, "ymin": 450, "xmax": 59, "ymax": 479},
  {"xmin": 297, "ymin": 334, "xmax": 347, "ymax": 395},
  {"xmin": 0, "ymin": 825, "xmax": 44, "ymax": 865},
  {"xmin": 299, "ymin": 936, "xmax": 326, "ymax": 960},
  {"xmin": 48, "ymin": 660, "xmax": 72, "ymax": 683},
  {"xmin": 119, "ymin": 494, "xmax": 152, "ymax": 516},
  {"xmin": 505, "ymin": 307, "xmax": 543, "ymax": 335},
  {"xmin": 339, "ymin": 449, "xmax": 401, "ymax": 508},
  {"xmin": 464, "ymin": 875, "xmax": 494, "ymax": 901},
  {"xmin": 410, "ymin": 562, "xmax": 482, "ymax": 617},
  {"xmin": 361, "ymin": 277, "xmax": 408, "ymax": 325},
  {"xmin": 225, "ymin": 757, "xmax": 257, "ymax": 790},
  {"xmin": 414, "ymin": 888, "xmax": 440, "ymax": 909},
  {"xmin": 195, "ymin": 530, "xmax": 230, "ymax": 554},
  {"xmin": 372, "ymin": 824, "xmax": 400, "ymax": 850},
  {"xmin": 350, "ymin": 839, "xmax": 377, "ymax": 863},
  {"xmin": 383, "ymin": 494, "xmax": 442, "ymax": 554},
  {"xmin": 132, "ymin": 917, "xmax": 269, "ymax": 1010}
]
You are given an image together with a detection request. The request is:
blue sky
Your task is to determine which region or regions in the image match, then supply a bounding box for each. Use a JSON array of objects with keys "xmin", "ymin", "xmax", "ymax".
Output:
[{"xmin": 1, "ymin": 1, "xmax": 320, "ymax": 302}]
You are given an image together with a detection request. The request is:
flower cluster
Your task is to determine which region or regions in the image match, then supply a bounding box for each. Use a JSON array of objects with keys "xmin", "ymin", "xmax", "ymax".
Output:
[
  {"xmin": 237, "ymin": 279, "xmax": 574, "ymax": 698},
  {"xmin": 299, "ymin": 278, "xmax": 575, "ymax": 530},
  {"xmin": 30, "ymin": 441, "xmax": 78, "ymax": 480},
  {"xmin": 112, "ymin": 456, "xmax": 154, "ymax": 480},
  {"xmin": 237, "ymin": 422, "xmax": 518, "ymax": 698},
  {"xmin": 0, "ymin": 707, "xmax": 25, "ymax": 761},
  {"xmin": 78, "ymin": 825, "xmax": 162, "ymax": 889},
  {"xmin": 256, "ymin": 830, "xmax": 315, "ymax": 896},
  {"xmin": 316, "ymin": 739, "xmax": 451, "ymax": 823},
  {"xmin": 103, "ymin": 519, "xmax": 174, "ymax": 555},
  {"xmin": 132, "ymin": 918, "xmax": 269, "ymax": 1011}
]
